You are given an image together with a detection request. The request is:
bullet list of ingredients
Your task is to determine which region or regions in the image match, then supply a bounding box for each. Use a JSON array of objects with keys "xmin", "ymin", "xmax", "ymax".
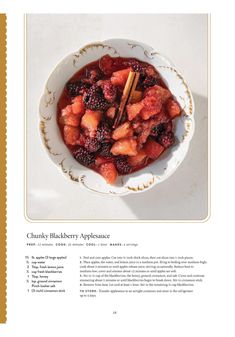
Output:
[{"xmin": 25, "ymin": 255, "xmax": 67, "ymax": 293}]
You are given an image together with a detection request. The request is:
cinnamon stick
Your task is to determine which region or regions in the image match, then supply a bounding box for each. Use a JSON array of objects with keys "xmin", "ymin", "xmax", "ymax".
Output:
[
  {"xmin": 127, "ymin": 72, "xmax": 140, "ymax": 105},
  {"xmin": 113, "ymin": 71, "xmax": 139, "ymax": 128}
]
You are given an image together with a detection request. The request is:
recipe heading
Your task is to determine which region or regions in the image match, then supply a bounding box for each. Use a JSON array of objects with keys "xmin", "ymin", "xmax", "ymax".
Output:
[{"xmin": 26, "ymin": 232, "xmax": 110, "ymax": 241}]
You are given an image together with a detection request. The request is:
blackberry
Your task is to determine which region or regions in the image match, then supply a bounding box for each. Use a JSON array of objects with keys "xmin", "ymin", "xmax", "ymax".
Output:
[
  {"xmin": 85, "ymin": 68, "xmax": 102, "ymax": 82},
  {"xmin": 83, "ymin": 84, "xmax": 110, "ymax": 111},
  {"xmin": 151, "ymin": 121, "xmax": 172, "ymax": 137},
  {"xmin": 141, "ymin": 76, "xmax": 159, "ymax": 89},
  {"xmin": 115, "ymin": 156, "xmax": 132, "ymax": 175},
  {"xmin": 73, "ymin": 146, "xmax": 95, "ymax": 167},
  {"xmin": 96, "ymin": 123, "xmax": 112, "ymax": 142},
  {"xmin": 99, "ymin": 143, "xmax": 113, "ymax": 157},
  {"xmin": 66, "ymin": 80, "xmax": 90, "ymax": 97},
  {"xmin": 100, "ymin": 81, "xmax": 117, "ymax": 103},
  {"xmin": 157, "ymin": 132, "xmax": 175, "ymax": 148},
  {"xmin": 151, "ymin": 123, "xmax": 167, "ymax": 137},
  {"xmin": 84, "ymin": 137, "xmax": 101, "ymax": 153},
  {"xmin": 127, "ymin": 60, "xmax": 147, "ymax": 74}
]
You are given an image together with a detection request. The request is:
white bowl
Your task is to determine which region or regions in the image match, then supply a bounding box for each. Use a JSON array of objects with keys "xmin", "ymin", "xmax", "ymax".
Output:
[{"xmin": 39, "ymin": 38, "xmax": 195, "ymax": 196}]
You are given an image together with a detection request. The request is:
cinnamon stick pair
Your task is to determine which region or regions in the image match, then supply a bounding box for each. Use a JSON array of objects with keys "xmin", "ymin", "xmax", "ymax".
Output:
[{"xmin": 113, "ymin": 71, "xmax": 140, "ymax": 128}]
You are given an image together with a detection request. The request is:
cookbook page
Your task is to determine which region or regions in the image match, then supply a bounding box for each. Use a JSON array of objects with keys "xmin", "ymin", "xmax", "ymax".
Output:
[{"xmin": 0, "ymin": 4, "xmax": 234, "ymax": 337}]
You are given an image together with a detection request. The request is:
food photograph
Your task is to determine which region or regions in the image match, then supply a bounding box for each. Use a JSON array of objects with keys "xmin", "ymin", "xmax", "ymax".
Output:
[{"xmin": 26, "ymin": 14, "xmax": 208, "ymax": 221}]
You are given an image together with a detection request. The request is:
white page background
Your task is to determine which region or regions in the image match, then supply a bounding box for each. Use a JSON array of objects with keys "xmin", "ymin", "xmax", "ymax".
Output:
[{"xmin": 0, "ymin": 1, "xmax": 234, "ymax": 337}]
